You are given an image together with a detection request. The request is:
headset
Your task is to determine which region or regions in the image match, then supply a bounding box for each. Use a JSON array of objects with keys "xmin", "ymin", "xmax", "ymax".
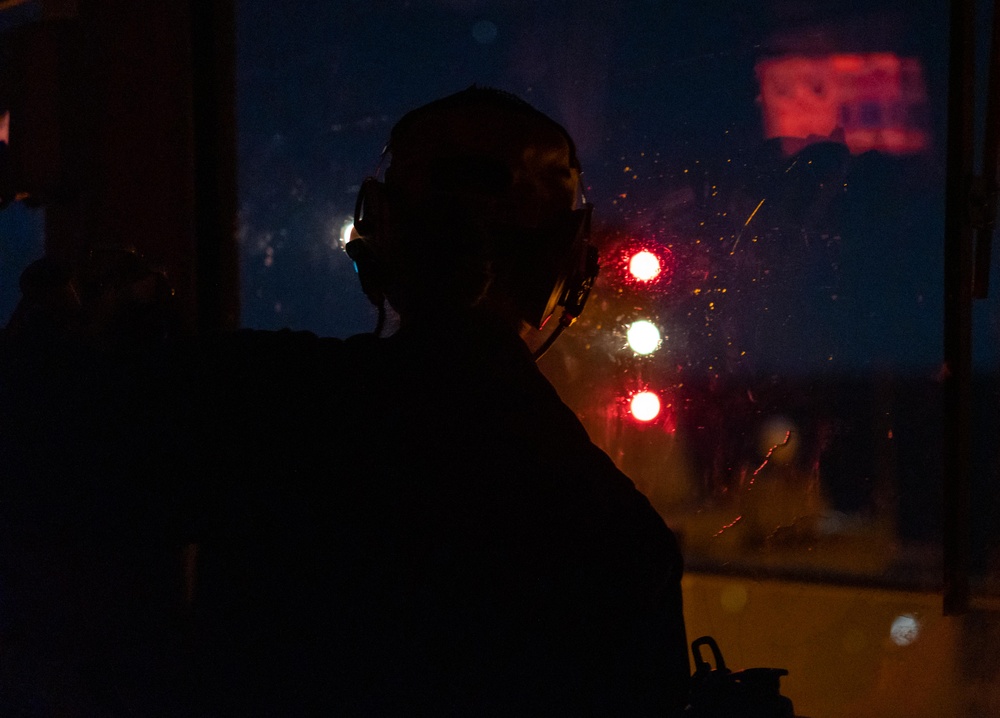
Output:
[
  {"xmin": 346, "ymin": 177, "xmax": 392, "ymax": 321},
  {"xmin": 346, "ymin": 88, "xmax": 600, "ymax": 358}
]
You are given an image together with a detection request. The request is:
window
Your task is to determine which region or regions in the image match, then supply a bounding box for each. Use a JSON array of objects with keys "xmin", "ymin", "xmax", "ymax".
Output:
[
  {"xmin": 236, "ymin": 3, "xmax": 999, "ymax": 712},
  {"xmin": 238, "ymin": 0, "xmax": 979, "ymax": 589},
  {"xmin": 0, "ymin": 1, "xmax": 44, "ymax": 323}
]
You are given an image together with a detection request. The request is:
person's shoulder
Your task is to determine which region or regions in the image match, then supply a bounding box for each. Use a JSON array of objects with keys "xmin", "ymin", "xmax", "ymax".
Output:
[
  {"xmin": 234, "ymin": 327, "xmax": 383, "ymax": 358},
  {"xmin": 173, "ymin": 327, "xmax": 343, "ymax": 366},
  {"xmin": 225, "ymin": 327, "xmax": 337, "ymax": 352}
]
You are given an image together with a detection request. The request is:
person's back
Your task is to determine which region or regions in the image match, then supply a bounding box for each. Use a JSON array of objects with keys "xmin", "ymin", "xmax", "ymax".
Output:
[
  {"xmin": 193, "ymin": 86, "xmax": 690, "ymax": 714},
  {"xmin": 361, "ymin": 316, "xmax": 689, "ymax": 714},
  {"xmin": 179, "ymin": 314, "xmax": 688, "ymax": 715},
  {"xmin": 0, "ymin": 86, "xmax": 690, "ymax": 715}
]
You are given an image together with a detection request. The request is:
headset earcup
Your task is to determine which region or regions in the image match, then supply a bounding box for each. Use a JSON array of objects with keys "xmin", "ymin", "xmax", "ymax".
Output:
[
  {"xmin": 558, "ymin": 204, "xmax": 597, "ymax": 317},
  {"xmin": 520, "ymin": 204, "xmax": 596, "ymax": 328},
  {"xmin": 345, "ymin": 238, "xmax": 385, "ymax": 308},
  {"xmin": 354, "ymin": 177, "xmax": 389, "ymax": 241},
  {"xmin": 352, "ymin": 178, "xmax": 393, "ymax": 309}
]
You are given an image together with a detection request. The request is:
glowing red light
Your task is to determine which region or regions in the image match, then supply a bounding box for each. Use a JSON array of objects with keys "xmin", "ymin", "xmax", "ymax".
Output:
[
  {"xmin": 630, "ymin": 391, "xmax": 661, "ymax": 422},
  {"xmin": 755, "ymin": 53, "xmax": 930, "ymax": 156},
  {"xmin": 618, "ymin": 243, "xmax": 674, "ymax": 290},
  {"xmin": 628, "ymin": 250, "xmax": 661, "ymax": 282}
]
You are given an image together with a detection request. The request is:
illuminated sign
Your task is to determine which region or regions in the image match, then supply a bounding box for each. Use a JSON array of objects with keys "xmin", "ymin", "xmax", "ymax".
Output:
[{"xmin": 755, "ymin": 53, "xmax": 930, "ymax": 156}]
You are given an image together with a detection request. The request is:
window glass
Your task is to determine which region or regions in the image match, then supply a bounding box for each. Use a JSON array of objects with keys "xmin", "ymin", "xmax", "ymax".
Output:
[
  {"xmin": 237, "ymin": 0, "xmax": 983, "ymax": 591},
  {"xmin": 971, "ymin": 0, "xmax": 1000, "ymax": 596},
  {"xmin": 0, "ymin": 1, "xmax": 45, "ymax": 324},
  {"xmin": 973, "ymin": 265, "xmax": 999, "ymax": 594},
  {"xmin": 0, "ymin": 203, "xmax": 43, "ymax": 320}
]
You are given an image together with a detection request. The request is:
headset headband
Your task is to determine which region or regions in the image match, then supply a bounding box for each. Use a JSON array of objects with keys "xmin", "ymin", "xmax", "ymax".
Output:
[{"xmin": 349, "ymin": 87, "xmax": 599, "ymax": 349}]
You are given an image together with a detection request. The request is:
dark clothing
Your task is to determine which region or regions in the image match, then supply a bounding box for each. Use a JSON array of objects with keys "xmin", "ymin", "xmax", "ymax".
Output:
[{"xmin": 0, "ymin": 317, "xmax": 688, "ymax": 715}]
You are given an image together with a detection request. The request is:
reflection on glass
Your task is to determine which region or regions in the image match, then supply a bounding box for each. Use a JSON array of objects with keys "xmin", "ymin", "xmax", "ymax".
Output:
[{"xmin": 889, "ymin": 613, "xmax": 921, "ymax": 646}]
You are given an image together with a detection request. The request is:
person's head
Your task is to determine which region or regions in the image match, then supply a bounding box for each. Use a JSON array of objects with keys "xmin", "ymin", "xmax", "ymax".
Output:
[{"xmin": 348, "ymin": 86, "xmax": 596, "ymax": 336}]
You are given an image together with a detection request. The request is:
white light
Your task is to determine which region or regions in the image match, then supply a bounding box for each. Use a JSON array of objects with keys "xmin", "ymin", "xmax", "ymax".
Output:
[
  {"xmin": 339, "ymin": 216, "xmax": 356, "ymax": 250},
  {"xmin": 629, "ymin": 250, "xmax": 661, "ymax": 281},
  {"xmin": 890, "ymin": 614, "xmax": 920, "ymax": 646},
  {"xmin": 627, "ymin": 320, "xmax": 662, "ymax": 355},
  {"xmin": 630, "ymin": 391, "xmax": 661, "ymax": 422}
]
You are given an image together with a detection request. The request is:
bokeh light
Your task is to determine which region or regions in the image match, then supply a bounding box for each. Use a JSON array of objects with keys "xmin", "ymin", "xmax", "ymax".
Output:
[
  {"xmin": 614, "ymin": 242, "xmax": 675, "ymax": 291},
  {"xmin": 626, "ymin": 319, "xmax": 662, "ymax": 355},
  {"xmin": 890, "ymin": 614, "xmax": 920, "ymax": 646},
  {"xmin": 339, "ymin": 216, "xmax": 356, "ymax": 250},
  {"xmin": 628, "ymin": 250, "xmax": 661, "ymax": 281},
  {"xmin": 720, "ymin": 583, "xmax": 749, "ymax": 613},
  {"xmin": 630, "ymin": 391, "xmax": 661, "ymax": 422},
  {"xmin": 472, "ymin": 19, "xmax": 498, "ymax": 44}
]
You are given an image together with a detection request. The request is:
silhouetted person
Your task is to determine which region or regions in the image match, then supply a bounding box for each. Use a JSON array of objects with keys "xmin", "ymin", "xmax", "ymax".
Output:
[{"xmin": 0, "ymin": 87, "xmax": 689, "ymax": 716}]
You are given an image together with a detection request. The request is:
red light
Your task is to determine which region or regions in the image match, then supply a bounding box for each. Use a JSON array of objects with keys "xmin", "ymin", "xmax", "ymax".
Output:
[
  {"xmin": 630, "ymin": 391, "xmax": 661, "ymax": 422},
  {"xmin": 616, "ymin": 242, "xmax": 674, "ymax": 291},
  {"xmin": 628, "ymin": 250, "xmax": 661, "ymax": 281},
  {"xmin": 755, "ymin": 53, "xmax": 930, "ymax": 156},
  {"xmin": 617, "ymin": 387, "xmax": 676, "ymax": 432}
]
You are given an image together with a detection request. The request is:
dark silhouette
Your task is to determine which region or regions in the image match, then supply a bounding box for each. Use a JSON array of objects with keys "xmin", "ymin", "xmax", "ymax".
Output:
[{"xmin": 1, "ymin": 87, "xmax": 689, "ymax": 715}]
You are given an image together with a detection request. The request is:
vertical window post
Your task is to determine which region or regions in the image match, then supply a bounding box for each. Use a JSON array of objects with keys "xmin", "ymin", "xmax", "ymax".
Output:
[{"xmin": 942, "ymin": 0, "xmax": 976, "ymax": 616}]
